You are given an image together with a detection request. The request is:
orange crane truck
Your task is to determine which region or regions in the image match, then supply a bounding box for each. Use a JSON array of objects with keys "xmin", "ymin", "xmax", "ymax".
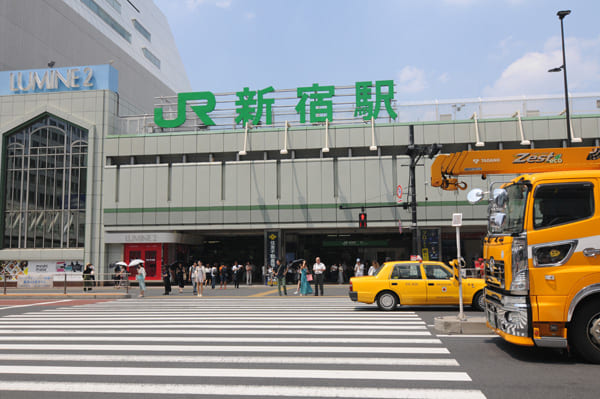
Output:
[{"xmin": 431, "ymin": 146, "xmax": 600, "ymax": 363}]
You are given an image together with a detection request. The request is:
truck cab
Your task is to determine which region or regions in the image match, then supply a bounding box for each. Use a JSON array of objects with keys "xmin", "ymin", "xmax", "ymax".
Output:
[{"xmin": 478, "ymin": 171, "xmax": 600, "ymax": 363}]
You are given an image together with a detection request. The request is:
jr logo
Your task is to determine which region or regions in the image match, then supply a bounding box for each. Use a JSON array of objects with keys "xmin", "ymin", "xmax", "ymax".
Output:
[{"xmin": 154, "ymin": 92, "xmax": 216, "ymax": 128}]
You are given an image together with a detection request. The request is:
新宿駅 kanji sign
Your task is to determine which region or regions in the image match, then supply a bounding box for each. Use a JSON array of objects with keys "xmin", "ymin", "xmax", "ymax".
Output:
[{"xmin": 154, "ymin": 80, "xmax": 398, "ymax": 129}]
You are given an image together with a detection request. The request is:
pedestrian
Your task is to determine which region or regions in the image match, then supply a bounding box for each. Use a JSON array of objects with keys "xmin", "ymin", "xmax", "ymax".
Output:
[
  {"xmin": 136, "ymin": 264, "xmax": 146, "ymax": 297},
  {"xmin": 161, "ymin": 263, "xmax": 171, "ymax": 295},
  {"xmin": 338, "ymin": 263, "xmax": 345, "ymax": 284},
  {"xmin": 268, "ymin": 265, "xmax": 274, "ymax": 286},
  {"xmin": 219, "ymin": 263, "xmax": 228, "ymax": 289},
  {"xmin": 83, "ymin": 263, "xmax": 93, "ymax": 292},
  {"xmin": 274, "ymin": 259, "xmax": 287, "ymax": 296},
  {"xmin": 189, "ymin": 261, "xmax": 198, "ymax": 295},
  {"xmin": 245, "ymin": 262, "xmax": 253, "ymax": 285},
  {"xmin": 113, "ymin": 264, "xmax": 121, "ymax": 288},
  {"xmin": 329, "ymin": 263, "xmax": 338, "ymax": 283},
  {"xmin": 475, "ymin": 257, "xmax": 484, "ymax": 278},
  {"xmin": 312, "ymin": 257, "xmax": 326, "ymax": 296},
  {"xmin": 195, "ymin": 261, "xmax": 206, "ymax": 297},
  {"xmin": 262, "ymin": 264, "xmax": 267, "ymax": 285},
  {"xmin": 89, "ymin": 263, "xmax": 96, "ymax": 288},
  {"xmin": 299, "ymin": 260, "xmax": 313, "ymax": 296},
  {"xmin": 354, "ymin": 258, "xmax": 364, "ymax": 277},
  {"xmin": 368, "ymin": 260, "xmax": 380, "ymax": 276},
  {"xmin": 294, "ymin": 265, "xmax": 302, "ymax": 295},
  {"xmin": 232, "ymin": 261, "xmax": 241, "ymax": 289},
  {"xmin": 211, "ymin": 264, "xmax": 218, "ymax": 289},
  {"xmin": 176, "ymin": 263, "xmax": 185, "ymax": 294}
]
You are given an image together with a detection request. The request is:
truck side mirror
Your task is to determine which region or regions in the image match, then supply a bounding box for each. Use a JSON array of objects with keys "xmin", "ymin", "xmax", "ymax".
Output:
[{"xmin": 467, "ymin": 188, "xmax": 484, "ymax": 204}]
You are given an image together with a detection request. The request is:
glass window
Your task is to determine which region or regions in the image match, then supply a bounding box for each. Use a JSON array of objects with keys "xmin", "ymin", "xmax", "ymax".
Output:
[
  {"xmin": 390, "ymin": 263, "xmax": 422, "ymax": 279},
  {"xmin": 133, "ymin": 19, "xmax": 151, "ymax": 41},
  {"xmin": 142, "ymin": 47, "xmax": 161, "ymax": 69},
  {"xmin": 104, "ymin": 0, "xmax": 121, "ymax": 13},
  {"xmin": 81, "ymin": 0, "xmax": 131, "ymax": 43},
  {"xmin": 533, "ymin": 183, "xmax": 594, "ymax": 229},
  {"xmin": 424, "ymin": 264, "xmax": 452, "ymax": 280},
  {"xmin": 488, "ymin": 183, "xmax": 529, "ymax": 235},
  {"xmin": 2, "ymin": 115, "xmax": 88, "ymax": 249}
]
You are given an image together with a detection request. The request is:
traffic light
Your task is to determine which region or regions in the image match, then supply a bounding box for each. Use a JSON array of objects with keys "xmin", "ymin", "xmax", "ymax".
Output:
[{"xmin": 359, "ymin": 212, "xmax": 367, "ymax": 228}]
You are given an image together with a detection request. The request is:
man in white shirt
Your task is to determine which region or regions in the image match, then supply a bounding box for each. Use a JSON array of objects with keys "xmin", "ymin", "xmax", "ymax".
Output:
[
  {"xmin": 354, "ymin": 258, "xmax": 364, "ymax": 277},
  {"xmin": 312, "ymin": 257, "xmax": 326, "ymax": 296}
]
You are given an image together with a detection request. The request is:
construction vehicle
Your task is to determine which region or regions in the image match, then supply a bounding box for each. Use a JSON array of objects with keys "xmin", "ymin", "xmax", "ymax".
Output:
[{"xmin": 431, "ymin": 146, "xmax": 600, "ymax": 363}]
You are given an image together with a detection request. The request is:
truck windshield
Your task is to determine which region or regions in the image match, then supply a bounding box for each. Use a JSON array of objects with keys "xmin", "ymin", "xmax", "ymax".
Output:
[{"xmin": 488, "ymin": 183, "xmax": 529, "ymax": 235}]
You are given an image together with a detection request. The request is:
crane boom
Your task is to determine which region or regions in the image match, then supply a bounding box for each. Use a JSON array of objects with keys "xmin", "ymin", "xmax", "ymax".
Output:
[{"xmin": 431, "ymin": 146, "xmax": 600, "ymax": 190}]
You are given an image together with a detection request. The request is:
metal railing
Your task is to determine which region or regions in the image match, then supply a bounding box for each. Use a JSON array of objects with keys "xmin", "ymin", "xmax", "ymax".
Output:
[{"xmin": 116, "ymin": 92, "xmax": 600, "ymax": 135}]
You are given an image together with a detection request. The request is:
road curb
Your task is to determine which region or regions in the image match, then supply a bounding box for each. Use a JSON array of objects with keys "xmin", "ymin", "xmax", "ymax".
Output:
[{"xmin": 434, "ymin": 315, "xmax": 491, "ymax": 334}]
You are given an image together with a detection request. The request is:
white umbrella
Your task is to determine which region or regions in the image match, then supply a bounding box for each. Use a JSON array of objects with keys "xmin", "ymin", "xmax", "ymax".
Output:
[
  {"xmin": 128, "ymin": 259, "xmax": 145, "ymax": 267},
  {"xmin": 115, "ymin": 261, "xmax": 128, "ymax": 267}
]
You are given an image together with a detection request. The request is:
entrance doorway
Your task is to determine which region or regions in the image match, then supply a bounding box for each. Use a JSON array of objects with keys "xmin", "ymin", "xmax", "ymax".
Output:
[{"xmin": 124, "ymin": 243, "xmax": 161, "ymax": 280}]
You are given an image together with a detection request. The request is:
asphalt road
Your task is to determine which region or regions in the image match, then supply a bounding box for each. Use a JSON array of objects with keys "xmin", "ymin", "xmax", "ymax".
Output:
[{"xmin": 0, "ymin": 295, "xmax": 598, "ymax": 398}]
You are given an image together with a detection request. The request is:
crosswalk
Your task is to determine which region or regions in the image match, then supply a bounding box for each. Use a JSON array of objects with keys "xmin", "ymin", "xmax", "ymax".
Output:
[{"xmin": 0, "ymin": 298, "xmax": 486, "ymax": 398}]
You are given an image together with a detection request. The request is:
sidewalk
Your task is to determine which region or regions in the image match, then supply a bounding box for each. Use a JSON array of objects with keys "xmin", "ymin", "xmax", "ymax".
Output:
[{"xmin": 0, "ymin": 283, "xmax": 352, "ymax": 299}]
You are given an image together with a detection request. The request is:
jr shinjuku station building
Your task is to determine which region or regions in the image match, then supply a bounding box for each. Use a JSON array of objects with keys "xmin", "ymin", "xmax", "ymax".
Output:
[{"xmin": 1, "ymin": 0, "xmax": 600, "ymax": 281}]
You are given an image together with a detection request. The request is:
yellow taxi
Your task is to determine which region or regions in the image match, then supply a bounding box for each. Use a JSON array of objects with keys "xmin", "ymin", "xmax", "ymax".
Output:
[{"xmin": 349, "ymin": 260, "xmax": 486, "ymax": 311}]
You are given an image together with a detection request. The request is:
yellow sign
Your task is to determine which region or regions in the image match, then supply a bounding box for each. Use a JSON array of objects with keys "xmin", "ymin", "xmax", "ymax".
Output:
[
  {"xmin": 422, "ymin": 248, "xmax": 430, "ymax": 261},
  {"xmin": 549, "ymin": 249, "xmax": 561, "ymax": 257}
]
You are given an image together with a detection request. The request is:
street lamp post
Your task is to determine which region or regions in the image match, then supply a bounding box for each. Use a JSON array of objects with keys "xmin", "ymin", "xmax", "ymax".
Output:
[{"xmin": 548, "ymin": 10, "xmax": 572, "ymax": 143}]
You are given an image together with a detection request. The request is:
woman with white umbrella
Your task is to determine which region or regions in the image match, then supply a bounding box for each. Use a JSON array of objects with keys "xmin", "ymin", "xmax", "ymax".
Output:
[
  {"xmin": 129, "ymin": 259, "xmax": 146, "ymax": 298},
  {"xmin": 114, "ymin": 261, "xmax": 127, "ymax": 289}
]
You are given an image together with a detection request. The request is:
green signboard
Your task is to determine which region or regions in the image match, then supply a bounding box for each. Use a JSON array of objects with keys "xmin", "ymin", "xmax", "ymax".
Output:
[{"xmin": 154, "ymin": 80, "xmax": 398, "ymax": 128}]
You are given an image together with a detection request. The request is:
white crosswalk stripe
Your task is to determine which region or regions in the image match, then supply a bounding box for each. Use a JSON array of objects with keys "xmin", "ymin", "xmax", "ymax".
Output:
[{"xmin": 0, "ymin": 297, "xmax": 486, "ymax": 398}]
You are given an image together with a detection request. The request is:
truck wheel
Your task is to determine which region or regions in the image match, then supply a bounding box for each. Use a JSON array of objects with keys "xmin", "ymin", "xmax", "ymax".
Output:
[
  {"xmin": 569, "ymin": 300, "xmax": 600, "ymax": 364},
  {"xmin": 377, "ymin": 291, "xmax": 398, "ymax": 311},
  {"xmin": 472, "ymin": 291, "xmax": 485, "ymax": 312}
]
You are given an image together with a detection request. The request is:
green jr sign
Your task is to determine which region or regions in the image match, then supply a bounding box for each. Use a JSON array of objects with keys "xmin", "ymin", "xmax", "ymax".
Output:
[{"xmin": 154, "ymin": 80, "xmax": 398, "ymax": 128}]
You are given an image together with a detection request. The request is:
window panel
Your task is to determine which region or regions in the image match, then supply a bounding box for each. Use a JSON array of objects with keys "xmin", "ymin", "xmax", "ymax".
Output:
[{"xmin": 2, "ymin": 116, "xmax": 88, "ymax": 248}]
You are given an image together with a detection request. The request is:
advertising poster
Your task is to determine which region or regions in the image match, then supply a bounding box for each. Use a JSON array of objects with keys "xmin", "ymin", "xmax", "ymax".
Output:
[
  {"xmin": 1, "ymin": 260, "xmax": 83, "ymax": 281},
  {"xmin": 419, "ymin": 228, "xmax": 441, "ymax": 261}
]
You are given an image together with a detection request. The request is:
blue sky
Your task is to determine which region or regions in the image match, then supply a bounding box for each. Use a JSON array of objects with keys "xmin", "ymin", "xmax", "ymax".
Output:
[{"xmin": 155, "ymin": 0, "xmax": 600, "ymax": 102}]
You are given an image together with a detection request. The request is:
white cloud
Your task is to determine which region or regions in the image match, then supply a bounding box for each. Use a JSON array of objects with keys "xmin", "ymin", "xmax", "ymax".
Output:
[
  {"xmin": 216, "ymin": 0, "xmax": 232, "ymax": 8},
  {"xmin": 185, "ymin": 0, "xmax": 232, "ymax": 10},
  {"xmin": 245, "ymin": 11, "xmax": 256, "ymax": 20},
  {"xmin": 438, "ymin": 72, "xmax": 449, "ymax": 84},
  {"xmin": 483, "ymin": 36, "xmax": 600, "ymax": 96},
  {"xmin": 185, "ymin": 0, "xmax": 205, "ymax": 10},
  {"xmin": 397, "ymin": 66, "xmax": 428, "ymax": 94}
]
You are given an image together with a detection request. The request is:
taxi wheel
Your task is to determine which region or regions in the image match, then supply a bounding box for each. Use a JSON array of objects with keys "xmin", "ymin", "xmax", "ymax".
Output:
[
  {"xmin": 472, "ymin": 291, "xmax": 485, "ymax": 312},
  {"xmin": 376, "ymin": 291, "xmax": 398, "ymax": 311}
]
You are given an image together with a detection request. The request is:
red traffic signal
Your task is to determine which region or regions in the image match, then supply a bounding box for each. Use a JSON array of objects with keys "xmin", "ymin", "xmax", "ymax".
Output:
[{"xmin": 359, "ymin": 212, "xmax": 367, "ymax": 228}]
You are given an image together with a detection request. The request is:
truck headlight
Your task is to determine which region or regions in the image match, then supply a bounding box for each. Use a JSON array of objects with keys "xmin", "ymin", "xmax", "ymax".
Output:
[{"xmin": 511, "ymin": 237, "xmax": 529, "ymax": 293}]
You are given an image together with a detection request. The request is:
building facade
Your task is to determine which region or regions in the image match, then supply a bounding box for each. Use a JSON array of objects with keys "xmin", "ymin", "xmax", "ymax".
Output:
[{"xmin": 1, "ymin": 70, "xmax": 599, "ymax": 279}]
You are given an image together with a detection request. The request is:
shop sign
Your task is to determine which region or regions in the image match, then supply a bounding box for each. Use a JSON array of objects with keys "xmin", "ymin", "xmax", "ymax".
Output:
[
  {"xmin": 323, "ymin": 239, "xmax": 389, "ymax": 247},
  {"xmin": 0, "ymin": 64, "xmax": 118, "ymax": 95},
  {"xmin": 154, "ymin": 80, "xmax": 398, "ymax": 128},
  {"xmin": 265, "ymin": 231, "xmax": 280, "ymax": 268}
]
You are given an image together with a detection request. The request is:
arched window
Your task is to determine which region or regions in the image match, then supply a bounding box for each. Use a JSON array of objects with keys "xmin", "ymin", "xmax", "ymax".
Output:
[{"xmin": 3, "ymin": 115, "xmax": 88, "ymax": 248}]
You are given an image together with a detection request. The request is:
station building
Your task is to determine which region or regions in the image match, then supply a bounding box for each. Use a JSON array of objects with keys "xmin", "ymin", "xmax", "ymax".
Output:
[{"xmin": 1, "ymin": 2, "xmax": 600, "ymax": 281}]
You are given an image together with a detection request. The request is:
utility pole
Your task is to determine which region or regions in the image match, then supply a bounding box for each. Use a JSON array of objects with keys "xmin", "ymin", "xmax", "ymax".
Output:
[
  {"xmin": 405, "ymin": 125, "xmax": 441, "ymax": 256},
  {"xmin": 409, "ymin": 125, "xmax": 418, "ymax": 255}
]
